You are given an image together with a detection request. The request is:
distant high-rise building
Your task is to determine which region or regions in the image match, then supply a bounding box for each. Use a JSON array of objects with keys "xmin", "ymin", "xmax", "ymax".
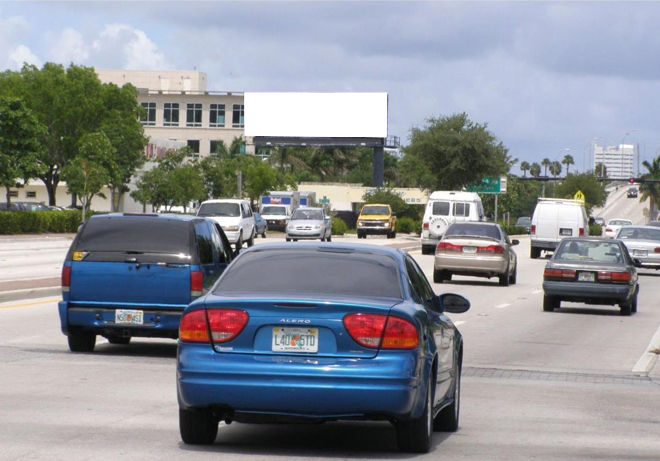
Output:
[{"xmin": 593, "ymin": 144, "xmax": 634, "ymax": 179}]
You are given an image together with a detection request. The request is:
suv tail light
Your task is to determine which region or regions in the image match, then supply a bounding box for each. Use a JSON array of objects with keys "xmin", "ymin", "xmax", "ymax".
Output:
[
  {"xmin": 343, "ymin": 314, "xmax": 418, "ymax": 350},
  {"xmin": 531, "ymin": 225, "xmax": 536, "ymax": 235},
  {"xmin": 437, "ymin": 242, "xmax": 462, "ymax": 252},
  {"xmin": 477, "ymin": 245, "xmax": 505, "ymax": 254},
  {"xmin": 423, "ymin": 222, "xmax": 429, "ymax": 230},
  {"xmin": 179, "ymin": 310, "xmax": 210, "ymax": 343},
  {"xmin": 62, "ymin": 266, "xmax": 71, "ymax": 293},
  {"xmin": 579, "ymin": 228, "xmax": 585, "ymax": 236},
  {"xmin": 190, "ymin": 270, "xmax": 203, "ymax": 298},
  {"xmin": 597, "ymin": 271, "xmax": 631, "ymax": 283},
  {"xmin": 207, "ymin": 310, "xmax": 249, "ymax": 343}
]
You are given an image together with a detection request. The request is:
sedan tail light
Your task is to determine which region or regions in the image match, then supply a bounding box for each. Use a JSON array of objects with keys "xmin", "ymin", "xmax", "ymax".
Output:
[
  {"xmin": 605, "ymin": 227, "xmax": 613, "ymax": 232},
  {"xmin": 544, "ymin": 268, "xmax": 577, "ymax": 280},
  {"xmin": 207, "ymin": 310, "xmax": 249, "ymax": 343},
  {"xmin": 61, "ymin": 266, "xmax": 71, "ymax": 293},
  {"xmin": 477, "ymin": 245, "xmax": 505, "ymax": 254},
  {"xmin": 597, "ymin": 271, "xmax": 631, "ymax": 283},
  {"xmin": 654, "ymin": 248, "xmax": 660, "ymax": 253},
  {"xmin": 179, "ymin": 310, "xmax": 210, "ymax": 343},
  {"xmin": 343, "ymin": 314, "xmax": 418, "ymax": 350},
  {"xmin": 437, "ymin": 242, "xmax": 462, "ymax": 252}
]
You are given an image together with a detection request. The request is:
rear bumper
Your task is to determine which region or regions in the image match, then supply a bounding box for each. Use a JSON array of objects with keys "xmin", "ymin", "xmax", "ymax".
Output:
[
  {"xmin": 542, "ymin": 281, "xmax": 634, "ymax": 304},
  {"xmin": 531, "ymin": 239, "xmax": 559, "ymax": 250},
  {"xmin": 435, "ymin": 254, "xmax": 508, "ymax": 276},
  {"xmin": 177, "ymin": 344, "xmax": 425, "ymax": 420},
  {"xmin": 59, "ymin": 302, "xmax": 184, "ymax": 338}
]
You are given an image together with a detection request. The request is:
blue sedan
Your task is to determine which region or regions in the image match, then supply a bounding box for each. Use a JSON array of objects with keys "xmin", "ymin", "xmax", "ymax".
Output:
[{"xmin": 177, "ymin": 243, "xmax": 470, "ymax": 453}]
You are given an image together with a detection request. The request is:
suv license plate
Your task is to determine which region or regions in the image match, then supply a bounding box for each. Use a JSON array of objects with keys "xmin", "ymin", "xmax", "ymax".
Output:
[
  {"xmin": 115, "ymin": 309, "xmax": 144, "ymax": 325},
  {"xmin": 272, "ymin": 327, "xmax": 318, "ymax": 353},
  {"xmin": 578, "ymin": 272, "xmax": 595, "ymax": 282}
]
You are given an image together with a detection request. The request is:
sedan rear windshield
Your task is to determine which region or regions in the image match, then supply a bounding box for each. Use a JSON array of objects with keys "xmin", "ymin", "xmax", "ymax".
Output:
[
  {"xmin": 555, "ymin": 240, "xmax": 625, "ymax": 263},
  {"xmin": 445, "ymin": 223, "xmax": 501, "ymax": 240},
  {"xmin": 198, "ymin": 203, "xmax": 240, "ymax": 217},
  {"xmin": 361, "ymin": 205, "xmax": 389, "ymax": 215},
  {"xmin": 618, "ymin": 227, "xmax": 660, "ymax": 241},
  {"xmin": 215, "ymin": 248, "xmax": 402, "ymax": 299},
  {"xmin": 608, "ymin": 220, "xmax": 632, "ymax": 226},
  {"xmin": 77, "ymin": 217, "xmax": 190, "ymax": 254}
]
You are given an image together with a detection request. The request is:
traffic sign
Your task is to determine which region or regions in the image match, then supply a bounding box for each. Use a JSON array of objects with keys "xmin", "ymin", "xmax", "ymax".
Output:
[
  {"xmin": 574, "ymin": 190, "xmax": 585, "ymax": 204},
  {"xmin": 319, "ymin": 198, "xmax": 330, "ymax": 204},
  {"xmin": 467, "ymin": 176, "xmax": 504, "ymax": 194}
]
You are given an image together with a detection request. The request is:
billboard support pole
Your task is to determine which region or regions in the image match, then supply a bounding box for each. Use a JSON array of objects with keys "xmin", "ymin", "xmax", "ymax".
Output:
[{"xmin": 372, "ymin": 146, "xmax": 384, "ymax": 187}]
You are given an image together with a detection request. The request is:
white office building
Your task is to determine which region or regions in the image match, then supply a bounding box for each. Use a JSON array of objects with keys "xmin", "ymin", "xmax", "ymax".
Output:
[{"xmin": 593, "ymin": 144, "xmax": 634, "ymax": 179}]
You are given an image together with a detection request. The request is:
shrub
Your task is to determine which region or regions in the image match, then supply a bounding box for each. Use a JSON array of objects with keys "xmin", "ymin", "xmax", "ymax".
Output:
[
  {"xmin": 502, "ymin": 225, "xmax": 527, "ymax": 236},
  {"xmin": 0, "ymin": 210, "xmax": 84, "ymax": 234},
  {"xmin": 397, "ymin": 217, "xmax": 416, "ymax": 234},
  {"xmin": 589, "ymin": 224, "xmax": 602, "ymax": 236},
  {"xmin": 331, "ymin": 217, "xmax": 348, "ymax": 235}
]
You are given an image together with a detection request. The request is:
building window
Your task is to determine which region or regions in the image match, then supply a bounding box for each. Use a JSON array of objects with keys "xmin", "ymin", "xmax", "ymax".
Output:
[
  {"xmin": 164, "ymin": 103, "xmax": 179, "ymax": 126},
  {"xmin": 26, "ymin": 191, "xmax": 37, "ymax": 198},
  {"xmin": 232, "ymin": 104, "xmax": 244, "ymax": 128},
  {"xmin": 209, "ymin": 104, "xmax": 225, "ymax": 127},
  {"xmin": 186, "ymin": 103, "xmax": 202, "ymax": 127},
  {"xmin": 187, "ymin": 140, "xmax": 200, "ymax": 157},
  {"xmin": 140, "ymin": 102, "xmax": 156, "ymax": 126},
  {"xmin": 9, "ymin": 190, "xmax": 18, "ymax": 197},
  {"xmin": 210, "ymin": 140, "xmax": 225, "ymax": 156}
]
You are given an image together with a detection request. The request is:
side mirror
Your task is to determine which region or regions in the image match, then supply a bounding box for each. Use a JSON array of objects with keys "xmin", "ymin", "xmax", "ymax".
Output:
[
  {"xmin": 633, "ymin": 258, "xmax": 643, "ymax": 268},
  {"xmin": 439, "ymin": 293, "xmax": 470, "ymax": 314},
  {"xmin": 511, "ymin": 239, "xmax": 520, "ymax": 246}
]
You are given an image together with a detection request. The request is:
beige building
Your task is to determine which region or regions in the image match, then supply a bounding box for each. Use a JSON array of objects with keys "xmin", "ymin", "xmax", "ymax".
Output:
[{"xmin": 96, "ymin": 69, "xmax": 250, "ymax": 157}]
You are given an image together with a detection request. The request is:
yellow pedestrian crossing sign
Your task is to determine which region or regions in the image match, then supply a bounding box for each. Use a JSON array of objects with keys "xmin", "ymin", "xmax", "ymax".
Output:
[{"xmin": 574, "ymin": 191, "xmax": 585, "ymax": 204}]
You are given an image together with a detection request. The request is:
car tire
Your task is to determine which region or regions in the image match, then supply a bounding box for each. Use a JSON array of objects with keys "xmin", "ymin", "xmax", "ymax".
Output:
[
  {"xmin": 631, "ymin": 286, "xmax": 638, "ymax": 313},
  {"xmin": 68, "ymin": 331, "xmax": 96, "ymax": 352},
  {"xmin": 247, "ymin": 229, "xmax": 255, "ymax": 248},
  {"xmin": 543, "ymin": 295, "xmax": 559, "ymax": 312},
  {"xmin": 396, "ymin": 377, "xmax": 433, "ymax": 453},
  {"xmin": 422, "ymin": 245, "xmax": 435, "ymax": 255},
  {"xmin": 392, "ymin": 230, "xmax": 397, "ymax": 238},
  {"xmin": 107, "ymin": 336, "xmax": 131, "ymax": 345},
  {"xmin": 261, "ymin": 229, "xmax": 267, "ymax": 238},
  {"xmin": 320, "ymin": 236, "xmax": 326, "ymax": 242},
  {"xmin": 434, "ymin": 360, "xmax": 461, "ymax": 432},
  {"xmin": 327, "ymin": 233, "xmax": 332, "ymax": 242},
  {"xmin": 499, "ymin": 265, "xmax": 510, "ymax": 286},
  {"xmin": 509, "ymin": 263, "xmax": 517, "ymax": 285},
  {"xmin": 285, "ymin": 238, "xmax": 291, "ymax": 242},
  {"xmin": 179, "ymin": 408, "xmax": 218, "ymax": 445},
  {"xmin": 235, "ymin": 233, "xmax": 243, "ymax": 251},
  {"xmin": 530, "ymin": 246, "xmax": 541, "ymax": 259},
  {"xmin": 433, "ymin": 269, "xmax": 445, "ymax": 284}
]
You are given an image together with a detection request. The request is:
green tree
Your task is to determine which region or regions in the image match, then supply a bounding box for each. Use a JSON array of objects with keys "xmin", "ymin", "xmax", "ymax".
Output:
[
  {"xmin": 530, "ymin": 162, "xmax": 541, "ymax": 177},
  {"xmin": 554, "ymin": 173, "xmax": 608, "ymax": 214},
  {"xmin": 520, "ymin": 161, "xmax": 530, "ymax": 177},
  {"xmin": 549, "ymin": 161, "xmax": 562, "ymax": 178},
  {"xmin": 169, "ymin": 164, "xmax": 206, "ymax": 213},
  {"xmin": 400, "ymin": 113, "xmax": 510, "ymax": 191},
  {"xmin": 541, "ymin": 158, "xmax": 551, "ymax": 176},
  {"xmin": 61, "ymin": 132, "xmax": 114, "ymax": 221},
  {"xmin": 238, "ymin": 155, "xmax": 296, "ymax": 208},
  {"xmin": 639, "ymin": 157, "xmax": 660, "ymax": 220},
  {"xmin": 562, "ymin": 154, "xmax": 575, "ymax": 175},
  {"xmin": 481, "ymin": 175, "xmax": 543, "ymax": 220},
  {"xmin": 130, "ymin": 167, "xmax": 169, "ymax": 212},
  {"xmin": 0, "ymin": 98, "xmax": 44, "ymax": 207},
  {"xmin": 595, "ymin": 163, "xmax": 608, "ymax": 178},
  {"xmin": 361, "ymin": 188, "xmax": 422, "ymax": 220}
]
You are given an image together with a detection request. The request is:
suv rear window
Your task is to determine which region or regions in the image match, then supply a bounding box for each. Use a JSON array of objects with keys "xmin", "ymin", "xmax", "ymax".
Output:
[
  {"xmin": 198, "ymin": 202, "xmax": 240, "ymax": 217},
  {"xmin": 432, "ymin": 201, "xmax": 450, "ymax": 216},
  {"xmin": 215, "ymin": 248, "xmax": 402, "ymax": 299},
  {"xmin": 77, "ymin": 217, "xmax": 191, "ymax": 254}
]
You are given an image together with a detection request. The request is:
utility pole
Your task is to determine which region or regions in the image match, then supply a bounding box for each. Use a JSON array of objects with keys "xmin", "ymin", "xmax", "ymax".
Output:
[{"xmin": 235, "ymin": 170, "xmax": 242, "ymax": 198}]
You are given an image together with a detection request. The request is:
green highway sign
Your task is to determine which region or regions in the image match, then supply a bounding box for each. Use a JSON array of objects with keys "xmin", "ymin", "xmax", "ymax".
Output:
[
  {"xmin": 467, "ymin": 176, "xmax": 502, "ymax": 194},
  {"xmin": 319, "ymin": 198, "xmax": 330, "ymax": 204}
]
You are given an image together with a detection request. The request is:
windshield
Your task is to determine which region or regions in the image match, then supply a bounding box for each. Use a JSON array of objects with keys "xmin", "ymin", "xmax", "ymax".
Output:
[
  {"xmin": 361, "ymin": 205, "xmax": 389, "ymax": 215},
  {"xmin": 261, "ymin": 206, "xmax": 287, "ymax": 216},
  {"xmin": 198, "ymin": 203, "xmax": 240, "ymax": 217},
  {"xmin": 445, "ymin": 223, "xmax": 501, "ymax": 240},
  {"xmin": 608, "ymin": 220, "xmax": 633, "ymax": 226},
  {"xmin": 555, "ymin": 240, "xmax": 625, "ymax": 263},
  {"xmin": 617, "ymin": 227, "xmax": 660, "ymax": 241},
  {"xmin": 291, "ymin": 209, "xmax": 323, "ymax": 220}
]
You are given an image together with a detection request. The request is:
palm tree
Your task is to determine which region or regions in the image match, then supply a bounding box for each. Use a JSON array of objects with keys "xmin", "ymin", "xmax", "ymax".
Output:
[
  {"xmin": 640, "ymin": 157, "xmax": 660, "ymax": 220},
  {"xmin": 267, "ymin": 146, "xmax": 311, "ymax": 174},
  {"xmin": 549, "ymin": 161, "xmax": 562, "ymax": 178},
  {"xmin": 520, "ymin": 161, "xmax": 530, "ymax": 177},
  {"xmin": 530, "ymin": 162, "xmax": 541, "ymax": 177},
  {"xmin": 541, "ymin": 158, "xmax": 551, "ymax": 176},
  {"xmin": 595, "ymin": 163, "xmax": 607, "ymax": 178},
  {"xmin": 562, "ymin": 154, "xmax": 575, "ymax": 175}
]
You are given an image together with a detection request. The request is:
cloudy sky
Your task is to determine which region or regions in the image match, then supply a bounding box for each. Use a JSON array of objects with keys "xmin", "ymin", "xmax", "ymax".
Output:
[{"xmin": 2, "ymin": 1, "xmax": 660, "ymax": 175}]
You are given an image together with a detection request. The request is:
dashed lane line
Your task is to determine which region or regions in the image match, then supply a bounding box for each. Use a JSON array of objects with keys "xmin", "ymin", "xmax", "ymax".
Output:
[
  {"xmin": 453, "ymin": 320, "xmax": 466, "ymax": 326},
  {"xmin": 531, "ymin": 289, "xmax": 543, "ymax": 295},
  {"xmin": 495, "ymin": 303, "xmax": 510, "ymax": 309}
]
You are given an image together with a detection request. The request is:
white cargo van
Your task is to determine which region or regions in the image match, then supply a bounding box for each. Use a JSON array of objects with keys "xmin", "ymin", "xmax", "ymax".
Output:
[
  {"xmin": 530, "ymin": 198, "xmax": 589, "ymax": 259},
  {"xmin": 421, "ymin": 191, "xmax": 485, "ymax": 255}
]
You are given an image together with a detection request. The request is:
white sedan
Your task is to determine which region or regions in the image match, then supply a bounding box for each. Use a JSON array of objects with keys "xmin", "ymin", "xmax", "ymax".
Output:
[{"xmin": 604, "ymin": 219, "xmax": 633, "ymax": 238}]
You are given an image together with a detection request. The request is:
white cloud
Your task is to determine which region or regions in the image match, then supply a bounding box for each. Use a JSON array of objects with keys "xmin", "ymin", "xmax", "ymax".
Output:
[
  {"xmin": 47, "ymin": 28, "xmax": 89, "ymax": 64},
  {"xmin": 8, "ymin": 44, "xmax": 41, "ymax": 69},
  {"xmin": 92, "ymin": 23, "xmax": 168, "ymax": 70}
]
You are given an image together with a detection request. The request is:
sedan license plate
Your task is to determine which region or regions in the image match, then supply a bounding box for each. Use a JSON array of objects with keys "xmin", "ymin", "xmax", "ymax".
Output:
[
  {"xmin": 272, "ymin": 327, "xmax": 318, "ymax": 353},
  {"xmin": 578, "ymin": 272, "xmax": 595, "ymax": 282},
  {"xmin": 560, "ymin": 228, "xmax": 572, "ymax": 236},
  {"xmin": 115, "ymin": 309, "xmax": 143, "ymax": 325},
  {"xmin": 462, "ymin": 246, "xmax": 477, "ymax": 254},
  {"xmin": 633, "ymin": 250, "xmax": 648, "ymax": 257}
]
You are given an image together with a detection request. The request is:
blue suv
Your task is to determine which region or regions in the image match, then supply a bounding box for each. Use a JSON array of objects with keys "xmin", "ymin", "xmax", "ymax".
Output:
[{"xmin": 58, "ymin": 213, "xmax": 234, "ymax": 352}]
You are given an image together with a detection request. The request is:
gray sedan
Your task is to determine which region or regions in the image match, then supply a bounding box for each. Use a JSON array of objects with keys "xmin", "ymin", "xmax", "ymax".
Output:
[
  {"xmin": 543, "ymin": 238, "xmax": 641, "ymax": 316},
  {"xmin": 285, "ymin": 207, "xmax": 332, "ymax": 242},
  {"xmin": 615, "ymin": 226, "xmax": 660, "ymax": 269}
]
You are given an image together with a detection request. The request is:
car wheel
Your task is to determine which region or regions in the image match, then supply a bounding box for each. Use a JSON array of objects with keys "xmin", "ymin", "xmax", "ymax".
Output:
[
  {"xmin": 433, "ymin": 269, "xmax": 445, "ymax": 284},
  {"xmin": 320, "ymin": 236, "xmax": 326, "ymax": 242},
  {"xmin": 530, "ymin": 246, "xmax": 541, "ymax": 259},
  {"xmin": 396, "ymin": 377, "xmax": 433, "ymax": 453},
  {"xmin": 179, "ymin": 408, "xmax": 218, "ymax": 445},
  {"xmin": 392, "ymin": 230, "xmax": 397, "ymax": 238},
  {"xmin": 261, "ymin": 229, "xmax": 267, "ymax": 238},
  {"xmin": 285, "ymin": 238, "xmax": 291, "ymax": 242},
  {"xmin": 327, "ymin": 233, "xmax": 332, "ymax": 242},
  {"xmin": 434, "ymin": 359, "xmax": 461, "ymax": 432},
  {"xmin": 543, "ymin": 295, "xmax": 559, "ymax": 312},
  {"xmin": 107, "ymin": 335, "xmax": 131, "ymax": 345},
  {"xmin": 499, "ymin": 264, "xmax": 510, "ymax": 286},
  {"xmin": 509, "ymin": 263, "xmax": 517, "ymax": 285},
  {"xmin": 67, "ymin": 331, "xmax": 96, "ymax": 352},
  {"xmin": 235, "ymin": 234, "xmax": 243, "ymax": 251},
  {"xmin": 247, "ymin": 229, "xmax": 255, "ymax": 247},
  {"xmin": 631, "ymin": 286, "xmax": 638, "ymax": 313}
]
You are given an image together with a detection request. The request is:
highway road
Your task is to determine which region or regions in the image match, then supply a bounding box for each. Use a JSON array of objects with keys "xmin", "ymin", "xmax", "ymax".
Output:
[{"xmin": 592, "ymin": 183, "xmax": 650, "ymax": 225}]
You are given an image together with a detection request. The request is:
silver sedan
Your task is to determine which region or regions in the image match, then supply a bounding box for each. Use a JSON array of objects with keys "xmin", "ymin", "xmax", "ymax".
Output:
[
  {"xmin": 615, "ymin": 226, "xmax": 660, "ymax": 269},
  {"xmin": 285, "ymin": 207, "xmax": 332, "ymax": 242}
]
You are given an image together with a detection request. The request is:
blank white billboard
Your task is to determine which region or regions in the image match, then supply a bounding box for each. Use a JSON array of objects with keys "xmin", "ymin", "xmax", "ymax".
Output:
[{"xmin": 244, "ymin": 92, "xmax": 388, "ymax": 138}]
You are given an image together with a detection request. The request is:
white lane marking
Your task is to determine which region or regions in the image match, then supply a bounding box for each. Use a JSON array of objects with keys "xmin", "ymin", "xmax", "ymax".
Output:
[
  {"xmin": 531, "ymin": 290, "xmax": 542, "ymax": 295},
  {"xmin": 495, "ymin": 303, "xmax": 510, "ymax": 309},
  {"xmin": 453, "ymin": 321, "xmax": 466, "ymax": 326},
  {"xmin": 632, "ymin": 324, "xmax": 660, "ymax": 375}
]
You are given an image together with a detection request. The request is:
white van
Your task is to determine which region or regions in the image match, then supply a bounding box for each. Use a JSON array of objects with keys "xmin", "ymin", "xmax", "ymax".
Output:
[
  {"xmin": 530, "ymin": 198, "xmax": 589, "ymax": 259},
  {"xmin": 421, "ymin": 191, "xmax": 485, "ymax": 255},
  {"xmin": 197, "ymin": 199, "xmax": 256, "ymax": 250}
]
